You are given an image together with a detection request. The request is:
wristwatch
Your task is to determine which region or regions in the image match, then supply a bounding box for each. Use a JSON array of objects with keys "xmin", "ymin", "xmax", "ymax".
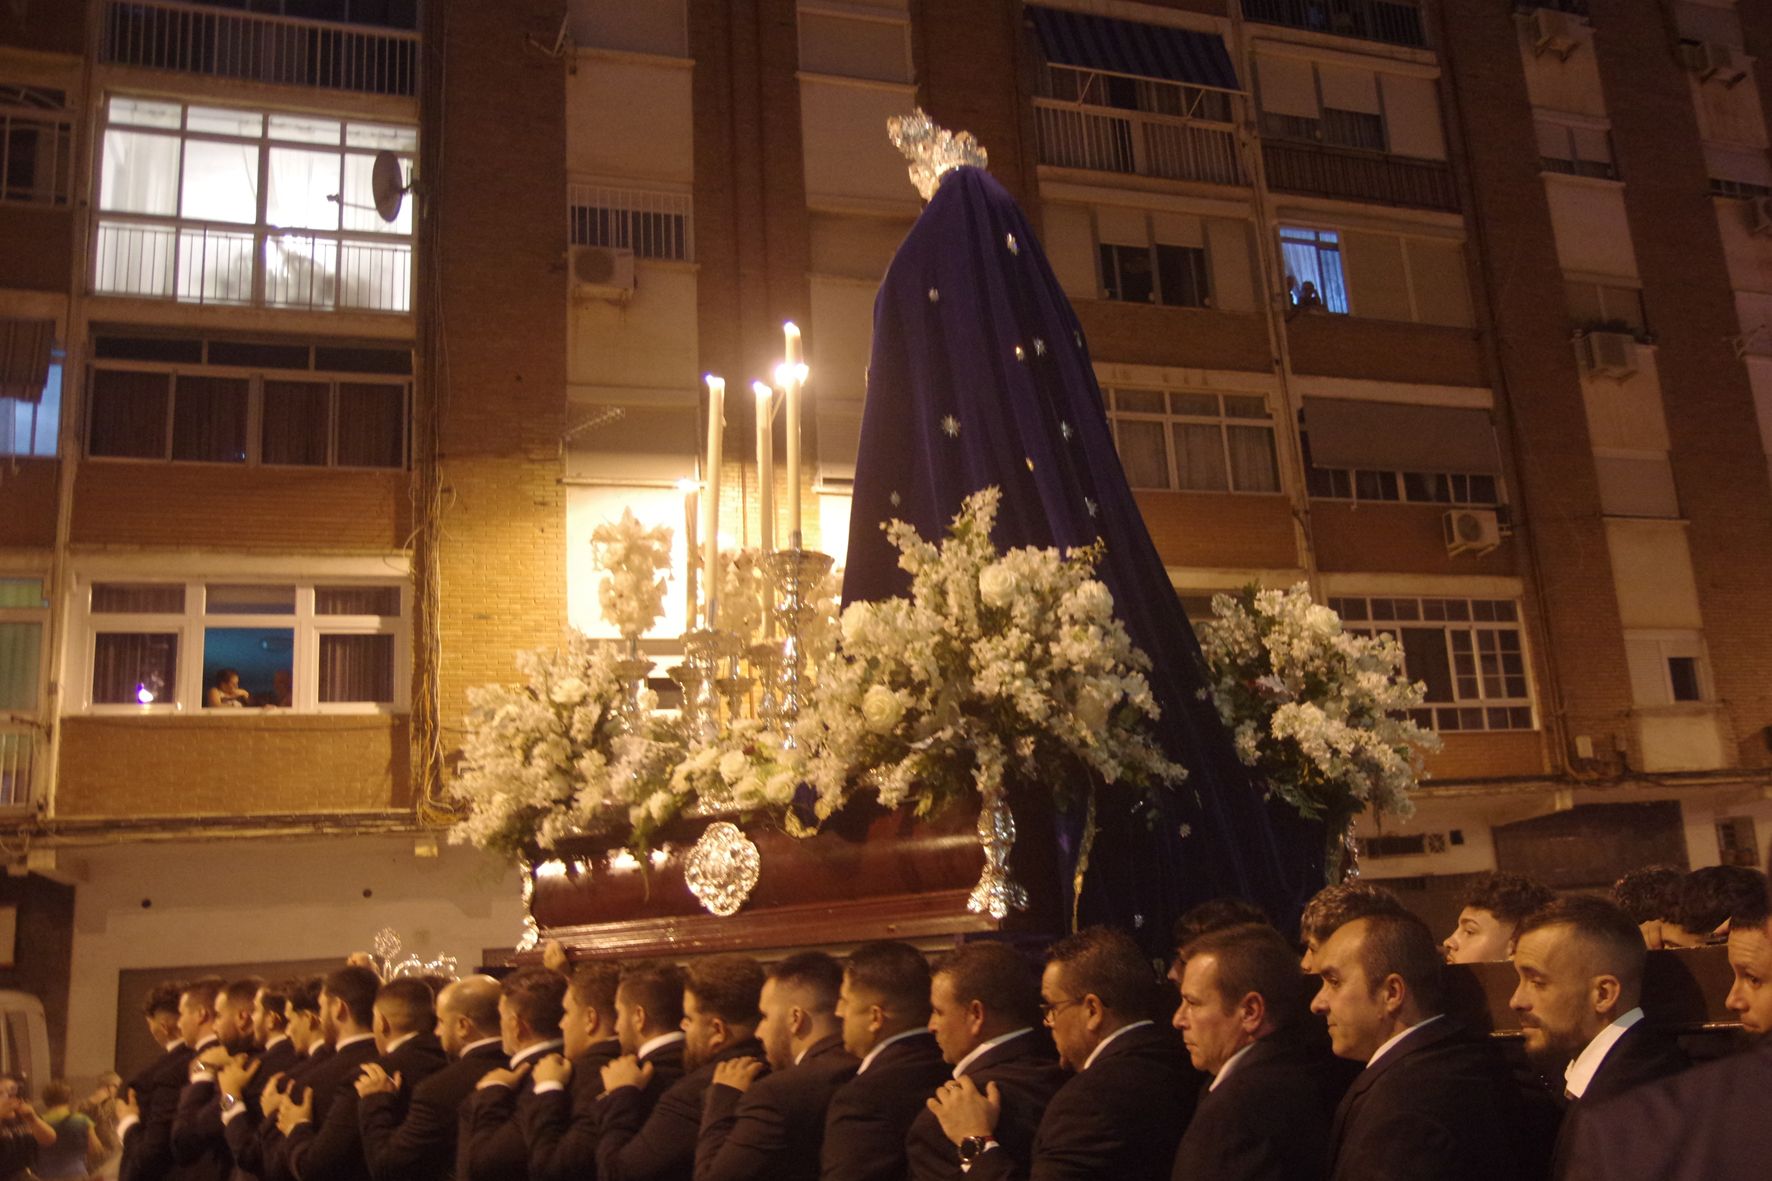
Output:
[
  {"xmin": 958, "ymin": 1135, "xmax": 998, "ymax": 1166},
  {"xmin": 219, "ymin": 1092, "xmax": 239, "ymax": 1112}
]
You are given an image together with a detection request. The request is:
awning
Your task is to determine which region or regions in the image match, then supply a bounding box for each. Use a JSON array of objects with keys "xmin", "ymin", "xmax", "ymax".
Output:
[
  {"xmin": 1302, "ymin": 397, "xmax": 1499, "ymax": 474},
  {"xmin": 1025, "ymin": 6, "xmax": 1241, "ymax": 92},
  {"xmin": 0, "ymin": 318, "xmax": 54, "ymax": 404}
]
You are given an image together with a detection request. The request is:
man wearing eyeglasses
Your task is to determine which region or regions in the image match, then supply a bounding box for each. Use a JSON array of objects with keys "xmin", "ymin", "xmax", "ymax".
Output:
[{"xmin": 926, "ymin": 929, "xmax": 1199, "ymax": 1180}]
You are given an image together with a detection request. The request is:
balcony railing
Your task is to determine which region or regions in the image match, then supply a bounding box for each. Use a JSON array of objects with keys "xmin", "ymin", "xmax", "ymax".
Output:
[
  {"xmin": 1262, "ymin": 140, "xmax": 1458, "ymax": 211},
  {"xmin": 101, "ymin": 0, "xmax": 419, "ymax": 98},
  {"xmin": 1242, "ymin": 0, "xmax": 1428, "ymax": 50},
  {"xmin": 0, "ymin": 724, "xmax": 33, "ymax": 809},
  {"xmin": 1034, "ymin": 99, "xmax": 1245, "ymax": 187},
  {"xmin": 568, "ymin": 184, "xmax": 695, "ymax": 262},
  {"xmin": 94, "ymin": 218, "xmax": 412, "ymax": 313}
]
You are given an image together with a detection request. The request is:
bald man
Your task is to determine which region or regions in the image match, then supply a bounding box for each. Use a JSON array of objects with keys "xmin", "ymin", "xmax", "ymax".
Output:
[{"xmin": 358, "ymin": 976, "xmax": 507, "ymax": 1181}]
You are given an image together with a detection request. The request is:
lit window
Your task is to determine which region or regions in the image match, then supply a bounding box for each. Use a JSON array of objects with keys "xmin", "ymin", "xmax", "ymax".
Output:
[
  {"xmin": 1106, "ymin": 388, "xmax": 1280, "ymax": 494},
  {"xmin": 1280, "ymin": 226, "xmax": 1349, "ymax": 313},
  {"xmin": 1332, "ymin": 596, "xmax": 1534, "ymax": 732},
  {"xmin": 1, "ymin": 356, "xmax": 61, "ymax": 458}
]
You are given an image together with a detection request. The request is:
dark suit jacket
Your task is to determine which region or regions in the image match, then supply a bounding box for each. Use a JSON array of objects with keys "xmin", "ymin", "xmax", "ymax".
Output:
[
  {"xmin": 596, "ymin": 1037, "xmax": 764, "ymax": 1181},
  {"xmin": 458, "ymin": 1041, "xmax": 566, "ymax": 1181},
  {"xmin": 121, "ymin": 1042, "xmax": 195, "ymax": 1181},
  {"xmin": 1328, "ymin": 1017, "xmax": 1529, "ymax": 1181},
  {"xmin": 821, "ymin": 1031, "xmax": 949, "ymax": 1181},
  {"xmin": 967, "ymin": 1022, "xmax": 1199, "ymax": 1181},
  {"xmin": 265, "ymin": 1036, "xmax": 381, "ymax": 1181},
  {"xmin": 904, "ymin": 1030, "xmax": 1068, "ymax": 1181},
  {"xmin": 1171, "ymin": 1024, "xmax": 1346, "ymax": 1181},
  {"xmin": 171, "ymin": 1038, "xmax": 303, "ymax": 1181},
  {"xmin": 696, "ymin": 1033, "xmax": 858, "ymax": 1181},
  {"xmin": 359, "ymin": 1040, "xmax": 507, "ymax": 1181},
  {"xmin": 1549, "ymin": 1022, "xmax": 1689, "ymax": 1180},
  {"xmin": 1563, "ymin": 1034, "xmax": 1772, "ymax": 1181},
  {"xmin": 519, "ymin": 1036, "xmax": 641, "ymax": 1181},
  {"xmin": 220, "ymin": 1042, "xmax": 319, "ymax": 1180}
]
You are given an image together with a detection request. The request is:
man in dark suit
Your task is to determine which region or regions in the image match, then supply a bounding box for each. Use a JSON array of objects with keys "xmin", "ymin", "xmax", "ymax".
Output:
[
  {"xmin": 116, "ymin": 980, "xmax": 190, "ymax": 1181},
  {"xmin": 1563, "ymin": 877, "xmax": 1772, "ymax": 1180},
  {"xmin": 1509, "ymin": 896, "xmax": 1688, "ymax": 1177},
  {"xmin": 357, "ymin": 974, "xmax": 507, "ymax": 1181},
  {"xmin": 821, "ymin": 941, "xmax": 949, "ymax": 1181},
  {"xmin": 1171, "ymin": 923, "xmax": 1345, "ymax": 1181},
  {"xmin": 171, "ymin": 976, "xmax": 264, "ymax": 1181},
  {"xmin": 596, "ymin": 955, "xmax": 763, "ymax": 1181},
  {"xmin": 1313, "ymin": 912, "xmax": 1534, "ymax": 1181},
  {"xmin": 904, "ymin": 942, "xmax": 1066, "ymax": 1181},
  {"xmin": 220, "ymin": 977, "xmax": 322, "ymax": 1180},
  {"xmin": 457, "ymin": 966, "xmax": 569, "ymax": 1181},
  {"xmin": 265, "ymin": 965, "xmax": 385, "ymax": 1181},
  {"xmin": 696, "ymin": 951, "xmax": 857, "ymax": 1181},
  {"xmin": 928, "ymin": 928, "xmax": 1195, "ymax": 1180},
  {"xmin": 522, "ymin": 959, "xmax": 643, "ymax": 1181}
]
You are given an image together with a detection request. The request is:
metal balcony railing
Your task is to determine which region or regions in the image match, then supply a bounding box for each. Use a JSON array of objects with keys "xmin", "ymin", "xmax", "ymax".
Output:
[
  {"xmin": 0, "ymin": 724, "xmax": 33, "ymax": 809},
  {"xmin": 568, "ymin": 184, "xmax": 695, "ymax": 262},
  {"xmin": 1242, "ymin": 0, "xmax": 1429, "ymax": 50},
  {"xmin": 101, "ymin": 0, "xmax": 420, "ymax": 98},
  {"xmin": 1262, "ymin": 140, "xmax": 1459, "ymax": 211},
  {"xmin": 1034, "ymin": 99, "xmax": 1246, "ymax": 187}
]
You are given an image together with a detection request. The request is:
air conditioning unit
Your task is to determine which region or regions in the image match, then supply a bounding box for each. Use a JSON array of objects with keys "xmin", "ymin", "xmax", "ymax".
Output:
[
  {"xmin": 1751, "ymin": 196, "xmax": 1772, "ymax": 237},
  {"xmin": 1685, "ymin": 41, "xmax": 1748, "ymax": 86},
  {"xmin": 1577, "ymin": 330, "xmax": 1639, "ymax": 380},
  {"xmin": 1529, "ymin": 8, "xmax": 1580, "ymax": 60},
  {"xmin": 1443, "ymin": 508, "xmax": 1502, "ymax": 557},
  {"xmin": 570, "ymin": 245, "xmax": 636, "ymax": 301}
]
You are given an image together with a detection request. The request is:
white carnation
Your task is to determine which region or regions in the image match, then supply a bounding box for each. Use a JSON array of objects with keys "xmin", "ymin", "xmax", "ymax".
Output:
[{"xmin": 861, "ymin": 685, "xmax": 905, "ymax": 733}]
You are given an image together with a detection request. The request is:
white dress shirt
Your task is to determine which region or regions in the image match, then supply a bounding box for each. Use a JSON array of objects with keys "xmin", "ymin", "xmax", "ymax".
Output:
[
  {"xmin": 1367, "ymin": 1013, "xmax": 1444, "ymax": 1069},
  {"xmin": 1081, "ymin": 1020, "xmax": 1152, "ymax": 1072},
  {"xmin": 953, "ymin": 1027, "xmax": 1034, "ymax": 1079},
  {"xmin": 1563, "ymin": 1007, "xmax": 1645, "ymax": 1100},
  {"xmin": 1209, "ymin": 1040, "xmax": 1258, "ymax": 1092},
  {"xmin": 858, "ymin": 1028, "xmax": 927, "ymax": 1076}
]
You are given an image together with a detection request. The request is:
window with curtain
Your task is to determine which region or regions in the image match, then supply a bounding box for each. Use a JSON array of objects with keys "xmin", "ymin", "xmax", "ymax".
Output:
[
  {"xmin": 1280, "ymin": 226, "xmax": 1349, "ymax": 313},
  {"xmin": 92, "ymin": 632, "xmax": 179, "ymax": 705},
  {"xmin": 1107, "ymin": 388, "xmax": 1280, "ymax": 493},
  {"xmin": 1332, "ymin": 595, "xmax": 1534, "ymax": 732},
  {"xmin": 319, "ymin": 633, "xmax": 394, "ymax": 702},
  {"xmin": 1, "ymin": 357, "xmax": 61, "ymax": 458}
]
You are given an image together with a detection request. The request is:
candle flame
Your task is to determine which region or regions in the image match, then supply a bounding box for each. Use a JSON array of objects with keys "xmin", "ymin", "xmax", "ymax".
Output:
[{"xmin": 752, "ymin": 381, "xmax": 773, "ymax": 400}]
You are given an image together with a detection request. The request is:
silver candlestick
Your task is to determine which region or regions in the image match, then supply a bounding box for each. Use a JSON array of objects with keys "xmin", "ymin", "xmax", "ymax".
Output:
[{"xmin": 767, "ymin": 548, "xmax": 833, "ymax": 744}]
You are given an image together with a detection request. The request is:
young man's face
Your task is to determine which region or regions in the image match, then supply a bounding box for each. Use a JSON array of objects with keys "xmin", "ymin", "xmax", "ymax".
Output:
[
  {"xmin": 1725, "ymin": 920, "xmax": 1772, "ymax": 1036},
  {"xmin": 177, "ymin": 991, "xmax": 213, "ymax": 1047},
  {"xmin": 1443, "ymin": 907, "xmax": 1514, "ymax": 964},
  {"xmin": 1509, "ymin": 926, "xmax": 1602, "ymax": 1066}
]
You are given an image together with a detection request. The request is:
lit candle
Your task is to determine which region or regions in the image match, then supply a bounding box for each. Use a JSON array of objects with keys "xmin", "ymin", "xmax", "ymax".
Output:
[
  {"xmin": 782, "ymin": 322, "xmax": 804, "ymax": 549},
  {"xmin": 703, "ymin": 375, "xmax": 724, "ymax": 629},
  {"xmin": 752, "ymin": 381, "xmax": 775, "ymax": 554},
  {"xmin": 679, "ymin": 477, "xmax": 699, "ymax": 628}
]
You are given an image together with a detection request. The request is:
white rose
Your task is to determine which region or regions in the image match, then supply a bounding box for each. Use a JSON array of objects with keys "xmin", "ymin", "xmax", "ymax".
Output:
[
  {"xmin": 1075, "ymin": 687, "xmax": 1113, "ymax": 733},
  {"xmin": 763, "ymin": 772, "xmax": 796, "ymax": 804},
  {"xmin": 861, "ymin": 685, "xmax": 905, "ymax": 734},
  {"xmin": 978, "ymin": 562, "xmax": 1019, "ymax": 608},
  {"xmin": 718, "ymin": 750, "xmax": 750, "ymax": 784},
  {"xmin": 840, "ymin": 603, "xmax": 875, "ymax": 648},
  {"xmin": 549, "ymin": 677, "xmax": 589, "ymax": 705}
]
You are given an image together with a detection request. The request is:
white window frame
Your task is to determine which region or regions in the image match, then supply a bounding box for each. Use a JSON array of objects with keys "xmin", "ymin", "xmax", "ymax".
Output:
[
  {"xmin": 72, "ymin": 577, "xmax": 409, "ymax": 716},
  {"xmin": 1332, "ymin": 594, "xmax": 1537, "ymax": 733},
  {"xmin": 1104, "ymin": 386, "xmax": 1284, "ymax": 495},
  {"xmin": 1624, "ymin": 630, "xmax": 1714, "ymax": 708},
  {"xmin": 1, "ymin": 352, "xmax": 61, "ymax": 459},
  {"xmin": 0, "ymin": 573, "xmax": 50, "ymax": 809}
]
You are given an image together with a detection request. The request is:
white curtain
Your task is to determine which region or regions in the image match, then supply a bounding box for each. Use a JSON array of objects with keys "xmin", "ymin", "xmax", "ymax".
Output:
[
  {"xmin": 267, "ymin": 146, "xmax": 339, "ymax": 230},
  {"xmin": 180, "ymin": 139, "xmax": 259, "ymax": 223},
  {"xmin": 100, "ymin": 129, "xmax": 179, "ymax": 215}
]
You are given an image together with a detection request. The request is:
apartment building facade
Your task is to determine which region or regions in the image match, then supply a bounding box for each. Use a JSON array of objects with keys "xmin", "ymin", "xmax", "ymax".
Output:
[{"xmin": 3, "ymin": 0, "xmax": 1772, "ymax": 1077}]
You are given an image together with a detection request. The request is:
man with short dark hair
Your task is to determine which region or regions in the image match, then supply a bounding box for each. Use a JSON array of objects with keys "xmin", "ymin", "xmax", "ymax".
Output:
[
  {"xmin": 358, "ymin": 974, "xmax": 507, "ymax": 1181},
  {"xmin": 1663, "ymin": 864, "xmax": 1766, "ymax": 948},
  {"xmin": 1611, "ymin": 865, "xmax": 1684, "ymax": 950},
  {"xmin": 520, "ymin": 959, "xmax": 630, "ymax": 1181},
  {"xmin": 458, "ymin": 966, "xmax": 570, "ymax": 1181},
  {"xmin": 116, "ymin": 980, "xmax": 189, "ymax": 1181},
  {"xmin": 267, "ymin": 964, "xmax": 385, "ymax": 1181},
  {"xmin": 1510, "ymin": 896, "xmax": 1687, "ymax": 1176},
  {"xmin": 596, "ymin": 955, "xmax": 759, "ymax": 1181},
  {"xmin": 1171, "ymin": 923, "xmax": 1344, "ymax": 1181},
  {"xmin": 219, "ymin": 978, "xmax": 317, "ymax": 1180},
  {"xmin": 1443, "ymin": 871, "xmax": 1555, "ymax": 963},
  {"xmin": 171, "ymin": 976, "xmax": 264, "ymax": 1181},
  {"xmin": 1314, "ymin": 913, "xmax": 1531, "ymax": 1180},
  {"xmin": 1297, "ymin": 883, "xmax": 1407, "ymax": 974},
  {"xmin": 821, "ymin": 941, "xmax": 947, "ymax": 1181}
]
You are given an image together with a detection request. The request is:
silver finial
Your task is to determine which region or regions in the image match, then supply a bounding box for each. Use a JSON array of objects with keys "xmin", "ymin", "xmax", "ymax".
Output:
[{"xmin": 887, "ymin": 108, "xmax": 989, "ymax": 202}]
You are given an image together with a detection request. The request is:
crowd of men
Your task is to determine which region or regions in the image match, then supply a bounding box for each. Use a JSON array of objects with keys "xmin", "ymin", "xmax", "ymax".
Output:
[{"xmin": 78, "ymin": 855, "xmax": 1772, "ymax": 1181}]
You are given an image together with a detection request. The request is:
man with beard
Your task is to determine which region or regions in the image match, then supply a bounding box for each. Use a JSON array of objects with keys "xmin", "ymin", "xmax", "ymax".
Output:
[
  {"xmin": 596, "ymin": 956, "xmax": 762, "ymax": 1181},
  {"xmin": 521, "ymin": 960, "xmax": 637, "ymax": 1181},
  {"xmin": 221, "ymin": 978, "xmax": 321, "ymax": 1180},
  {"xmin": 1508, "ymin": 897, "xmax": 1687, "ymax": 1176},
  {"xmin": 265, "ymin": 965, "xmax": 383, "ymax": 1181},
  {"xmin": 458, "ymin": 967, "xmax": 569, "ymax": 1181},
  {"xmin": 171, "ymin": 977, "xmax": 264, "ymax": 1180}
]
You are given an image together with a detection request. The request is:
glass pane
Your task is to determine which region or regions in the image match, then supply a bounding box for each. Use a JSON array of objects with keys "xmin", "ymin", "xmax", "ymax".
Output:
[
  {"xmin": 171, "ymin": 376, "xmax": 248, "ymax": 462},
  {"xmin": 1115, "ymin": 390, "xmax": 1165, "ymax": 415},
  {"xmin": 336, "ymin": 383, "xmax": 404, "ymax": 467},
  {"xmin": 107, "ymin": 97, "xmax": 181, "ymax": 129},
  {"xmin": 1168, "ymin": 393, "xmax": 1218, "ymax": 417},
  {"xmin": 267, "ymin": 147, "xmax": 342, "ymax": 231},
  {"xmin": 1668, "ymin": 656, "xmax": 1702, "ymax": 702},
  {"xmin": 92, "ymin": 632, "xmax": 178, "ymax": 704},
  {"xmin": 92, "ymin": 583, "xmax": 185, "ymax": 613},
  {"xmin": 1226, "ymin": 425, "xmax": 1279, "ymax": 492},
  {"xmin": 205, "ymin": 585, "xmax": 295, "ymax": 614},
  {"xmin": 180, "ymin": 140, "xmax": 260, "ymax": 224},
  {"xmin": 176, "ymin": 225, "xmax": 256, "ymax": 304},
  {"xmin": 0, "ymin": 729, "xmax": 33, "ymax": 807},
  {"xmin": 0, "ymin": 579, "xmax": 45, "ymax": 608},
  {"xmin": 0, "ymin": 622, "xmax": 42, "ymax": 710},
  {"xmin": 1115, "ymin": 419, "xmax": 1170, "ymax": 488},
  {"xmin": 316, "ymin": 586, "xmax": 401, "ymax": 616},
  {"xmin": 186, "ymin": 107, "xmax": 263, "ymax": 137},
  {"xmin": 262, "ymin": 380, "xmax": 330, "ymax": 466},
  {"xmin": 100, "ymin": 129, "xmax": 181, "ymax": 215},
  {"xmin": 341, "ymin": 152, "xmax": 412, "ymax": 235},
  {"xmin": 345, "ymin": 123, "xmax": 418, "ymax": 152},
  {"xmin": 202, "ymin": 627, "xmax": 293, "ymax": 708},
  {"xmin": 264, "ymin": 235, "xmax": 339, "ymax": 310},
  {"xmin": 1106, "ymin": 244, "xmax": 1153, "ymax": 303},
  {"xmin": 1221, "ymin": 395, "xmax": 1268, "ymax": 420},
  {"xmin": 268, "ymin": 114, "xmax": 342, "ymax": 145},
  {"xmin": 1172, "ymin": 423, "xmax": 1228, "ymax": 491},
  {"xmin": 88, "ymin": 370, "xmax": 170, "ymax": 459},
  {"xmin": 319, "ymin": 633, "xmax": 394, "ymax": 703},
  {"xmin": 1156, "ymin": 244, "xmax": 1208, "ymax": 308},
  {"xmin": 1401, "ymin": 628, "xmax": 1454, "ymax": 703}
]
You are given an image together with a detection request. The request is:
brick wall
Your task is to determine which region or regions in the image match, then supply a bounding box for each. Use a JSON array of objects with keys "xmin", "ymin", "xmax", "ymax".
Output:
[
  {"xmin": 55, "ymin": 715, "xmax": 410, "ymax": 816},
  {"xmin": 912, "ymin": 0, "xmax": 1039, "ymax": 209},
  {"xmin": 0, "ymin": 209, "xmax": 73, "ymax": 292},
  {"xmin": 1309, "ymin": 501, "xmax": 1518, "ymax": 578},
  {"xmin": 1078, "ymin": 304, "xmax": 1272, "ymax": 372},
  {"xmin": 70, "ymin": 465, "xmax": 409, "ymax": 550},
  {"xmin": 0, "ymin": 0, "xmax": 83, "ymax": 55},
  {"xmin": 1136, "ymin": 490, "xmax": 1297, "ymax": 569},
  {"xmin": 1426, "ymin": 731, "xmax": 1547, "ymax": 782},
  {"xmin": 1286, "ymin": 315, "xmax": 1487, "ymax": 387},
  {"xmin": 0, "ymin": 459, "xmax": 58, "ymax": 548}
]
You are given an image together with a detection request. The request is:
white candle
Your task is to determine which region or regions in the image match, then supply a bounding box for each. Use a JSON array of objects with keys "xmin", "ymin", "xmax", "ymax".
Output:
[
  {"xmin": 679, "ymin": 478, "xmax": 699, "ymax": 628},
  {"xmin": 753, "ymin": 381, "xmax": 775, "ymax": 554},
  {"xmin": 703, "ymin": 375, "xmax": 725, "ymax": 629},
  {"xmin": 782, "ymin": 322, "xmax": 804, "ymax": 549}
]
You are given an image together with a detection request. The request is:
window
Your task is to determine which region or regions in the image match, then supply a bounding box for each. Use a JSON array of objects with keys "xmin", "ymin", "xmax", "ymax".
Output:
[
  {"xmin": 94, "ymin": 96, "xmax": 415, "ymax": 312},
  {"xmin": 1303, "ymin": 434, "xmax": 1501, "ymax": 506},
  {"xmin": 568, "ymin": 184, "xmax": 693, "ymax": 261},
  {"xmin": 0, "ymin": 86, "xmax": 72, "ymax": 206},
  {"xmin": 1535, "ymin": 118, "xmax": 1616, "ymax": 179},
  {"xmin": 1332, "ymin": 596, "xmax": 1534, "ymax": 732},
  {"xmin": 1565, "ymin": 279, "xmax": 1648, "ymax": 336},
  {"xmin": 1624, "ymin": 632, "xmax": 1712, "ymax": 707},
  {"xmin": 1106, "ymin": 388, "xmax": 1280, "ymax": 493},
  {"xmin": 1322, "ymin": 107, "xmax": 1386, "ymax": 151},
  {"xmin": 78, "ymin": 578, "xmax": 405, "ymax": 712},
  {"xmin": 1040, "ymin": 65, "xmax": 1233, "ymax": 123},
  {"xmin": 186, "ymin": 0, "xmax": 421, "ymax": 30},
  {"xmin": 87, "ymin": 344, "xmax": 408, "ymax": 469},
  {"xmin": 1, "ymin": 354, "xmax": 60, "ymax": 458},
  {"xmin": 0, "ymin": 577, "xmax": 47, "ymax": 807},
  {"xmin": 1281, "ymin": 226, "xmax": 1349, "ymax": 313}
]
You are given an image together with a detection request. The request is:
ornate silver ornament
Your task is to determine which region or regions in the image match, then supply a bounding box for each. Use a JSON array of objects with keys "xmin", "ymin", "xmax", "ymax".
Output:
[
  {"xmin": 887, "ymin": 108, "xmax": 989, "ymax": 201},
  {"xmin": 967, "ymin": 782, "xmax": 1029, "ymax": 921},
  {"xmin": 684, "ymin": 821, "xmax": 762, "ymax": 917}
]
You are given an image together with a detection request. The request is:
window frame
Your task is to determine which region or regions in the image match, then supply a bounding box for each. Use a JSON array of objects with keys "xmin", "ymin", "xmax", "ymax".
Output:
[
  {"xmin": 1, "ymin": 351, "xmax": 62, "ymax": 459},
  {"xmin": 1094, "ymin": 210, "xmax": 1215, "ymax": 309},
  {"xmin": 0, "ymin": 573, "xmax": 48, "ymax": 810},
  {"xmin": 1104, "ymin": 386, "xmax": 1283, "ymax": 496},
  {"xmin": 1331, "ymin": 594, "xmax": 1537, "ymax": 734},
  {"xmin": 0, "ymin": 85, "xmax": 74, "ymax": 207},
  {"xmin": 1279, "ymin": 224, "xmax": 1351, "ymax": 314},
  {"xmin": 1624, "ymin": 630, "xmax": 1715, "ymax": 708},
  {"xmin": 72, "ymin": 577, "xmax": 409, "ymax": 716}
]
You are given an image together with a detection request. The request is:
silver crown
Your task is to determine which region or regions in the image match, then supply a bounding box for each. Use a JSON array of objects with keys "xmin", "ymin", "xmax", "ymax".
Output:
[{"xmin": 887, "ymin": 108, "xmax": 989, "ymax": 202}]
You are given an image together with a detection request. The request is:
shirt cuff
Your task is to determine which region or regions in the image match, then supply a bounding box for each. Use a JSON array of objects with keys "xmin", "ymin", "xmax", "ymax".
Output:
[
  {"xmin": 476, "ymin": 1077, "xmax": 511, "ymax": 1090},
  {"xmin": 221, "ymin": 1105, "xmax": 247, "ymax": 1126},
  {"xmin": 532, "ymin": 1081, "xmax": 566, "ymax": 1095},
  {"xmin": 116, "ymin": 1114, "xmax": 140, "ymax": 1140}
]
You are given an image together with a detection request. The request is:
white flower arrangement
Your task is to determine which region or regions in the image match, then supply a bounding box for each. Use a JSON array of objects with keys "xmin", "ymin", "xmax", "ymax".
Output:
[
  {"xmin": 799, "ymin": 488, "xmax": 1184, "ymax": 820},
  {"xmin": 717, "ymin": 549, "xmax": 768, "ymax": 643},
  {"xmin": 1194, "ymin": 583, "xmax": 1441, "ymax": 831},
  {"xmin": 592, "ymin": 508, "xmax": 674, "ymax": 639}
]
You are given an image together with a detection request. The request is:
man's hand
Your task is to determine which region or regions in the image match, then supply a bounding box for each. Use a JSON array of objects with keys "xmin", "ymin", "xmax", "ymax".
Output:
[
  {"xmin": 600, "ymin": 1055, "xmax": 654, "ymax": 1095},
  {"xmin": 113, "ymin": 1088, "xmax": 141, "ymax": 1124},
  {"xmin": 218, "ymin": 1055, "xmax": 260, "ymax": 1100},
  {"xmin": 354, "ymin": 1064, "xmax": 402, "ymax": 1098},
  {"xmin": 259, "ymin": 1076, "xmax": 290, "ymax": 1121},
  {"xmin": 476, "ymin": 1061, "xmax": 531, "ymax": 1091},
  {"xmin": 710, "ymin": 1058, "xmax": 766, "ymax": 1094},
  {"xmin": 346, "ymin": 952, "xmax": 382, "ymax": 977},
  {"xmin": 276, "ymin": 1087, "xmax": 313, "ymax": 1135},
  {"xmin": 541, "ymin": 940, "xmax": 570, "ymax": 975},
  {"xmin": 927, "ymin": 1077, "xmax": 1001, "ymax": 1146},
  {"xmin": 197, "ymin": 1045, "xmax": 232, "ymax": 1070},
  {"xmin": 532, "ymin": 1054, "xmax": 573, "ymax": 1089}
]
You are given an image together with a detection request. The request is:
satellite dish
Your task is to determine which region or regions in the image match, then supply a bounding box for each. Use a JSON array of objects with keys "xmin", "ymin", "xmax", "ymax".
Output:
[{"xmin": 371, "ymin": 150, "xmax": 409, "ymax": 223}]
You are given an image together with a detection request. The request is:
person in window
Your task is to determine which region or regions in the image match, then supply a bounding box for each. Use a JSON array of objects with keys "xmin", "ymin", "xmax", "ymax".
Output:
[
  {"xmin": 206, "ymin": 668, "xmax": 251, "ymax": 709},
  {"xmin": 268, "ymin": 669, "xmax": 293, "ymax": 709},
  {"xmin": 1297, "ymin": 280, "xmax": 1324, "ymax": 310}
]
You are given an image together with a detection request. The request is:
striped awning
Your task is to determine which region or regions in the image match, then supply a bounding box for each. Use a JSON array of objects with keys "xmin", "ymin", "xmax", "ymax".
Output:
[
  {"xmin": 1025, "ymin": 6, "xmax": 1241, "ymax": 92},
  {"xmin": 0, "ymin": 318, "xmax": 54, "ymax": 404}
]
